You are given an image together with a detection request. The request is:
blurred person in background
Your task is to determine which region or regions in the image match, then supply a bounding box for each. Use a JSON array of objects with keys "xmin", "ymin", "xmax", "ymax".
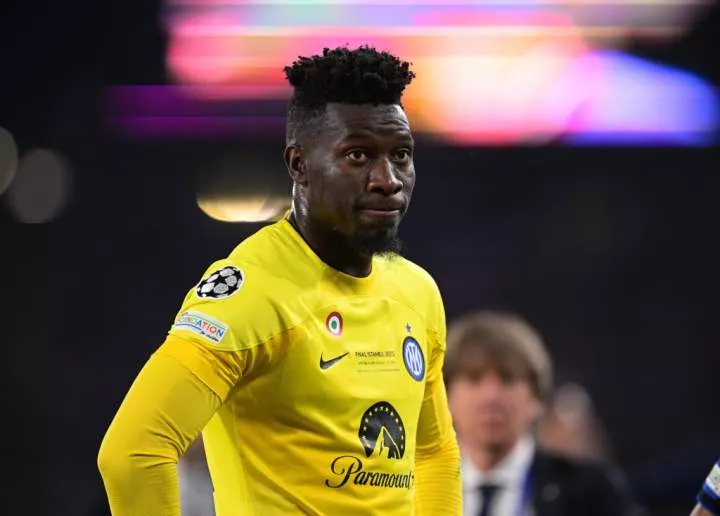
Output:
[
  {"xmin": 178, "ymin": 437, "xmax": 214, "ymax": 516},
  {"xmin": 537, "ymin": 382, "xmax": 613, "ymax": 464},
  {"xmin": 690, "ymin": 459, "xmax": 720, "ymax": 516},
  {"xmin": 446, "ymin": 310, "xmax": 637, "ymax": 516},
  {"xmin": 97, "ymin": 45, "xmax": 461, "ymax": 516}
]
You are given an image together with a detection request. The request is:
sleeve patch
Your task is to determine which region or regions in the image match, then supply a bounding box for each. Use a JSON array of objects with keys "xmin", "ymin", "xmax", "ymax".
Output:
[
  {"xmin": 196, "ymin": 265, "xmax": 244, "ymax": 300},
  {"xmin": 173, "ymin": 311, "xmax": 229, "ymax": 344}
]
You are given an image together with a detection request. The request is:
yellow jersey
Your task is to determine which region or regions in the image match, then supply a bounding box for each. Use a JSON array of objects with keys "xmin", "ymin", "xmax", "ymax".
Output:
[{"xmin": 99, "ymin": 216, "xmax": 460, "ymax": 516}]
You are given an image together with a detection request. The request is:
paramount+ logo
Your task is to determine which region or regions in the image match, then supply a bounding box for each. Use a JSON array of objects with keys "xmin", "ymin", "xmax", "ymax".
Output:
[{"xmin": 325, "ymin": 401, "xmax": 414, "ymax": 490}]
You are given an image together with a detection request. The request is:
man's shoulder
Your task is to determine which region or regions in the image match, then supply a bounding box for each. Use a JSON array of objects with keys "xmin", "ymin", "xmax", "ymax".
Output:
[
  {"xmin": 227, "ymin": 220, "xmax": 292, "ymax": 269},
  {"xmin": 219, "ymin": 219, "xmax": 316, "ymax": 286},
  {"xmin": 169, "ymin": 222, "xmax": 311, "ymax": 351},
  {"xmin": 380, "ymin": 255, "xmax": 440, "ymax": 296},
  {"xmin": 194, "ymin": 231, "xmax": 288, "ymax": 303},
  {"xmin": 532, "ymin": 450, "xmax": 634, "ymax": 504},
  {"xmin": 378, "ymin": 256, "xmax": 446, "ymax": 338},
  {"xmin": 533, "ymin": 450, "xmax": 611, "ymax": 480}
]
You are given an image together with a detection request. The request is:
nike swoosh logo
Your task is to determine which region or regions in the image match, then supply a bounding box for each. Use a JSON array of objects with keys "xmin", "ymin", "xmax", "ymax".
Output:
[{"xmin": 320, "ymin": 352, "xmax": 349, "ymax": 370}]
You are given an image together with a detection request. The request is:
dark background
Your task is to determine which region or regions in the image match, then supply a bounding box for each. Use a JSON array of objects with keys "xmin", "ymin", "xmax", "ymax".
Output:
[{"xmin": 1, "ymin": 0, "xmax": 719, "ymax": 514}]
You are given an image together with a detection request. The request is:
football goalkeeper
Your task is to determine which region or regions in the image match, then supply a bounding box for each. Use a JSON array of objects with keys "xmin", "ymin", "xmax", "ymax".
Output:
[{"xmin": 97, "ymin": 45, "xmax": 462, "ymax": 516}]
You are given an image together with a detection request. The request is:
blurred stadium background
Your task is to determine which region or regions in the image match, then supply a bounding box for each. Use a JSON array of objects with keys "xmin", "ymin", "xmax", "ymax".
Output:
[{"xmin": 1, "ymin": 0, "xmax": 719, "ymax": 514}]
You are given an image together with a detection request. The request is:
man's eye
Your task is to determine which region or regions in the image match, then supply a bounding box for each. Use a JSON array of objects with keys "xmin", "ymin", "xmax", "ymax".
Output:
[
  {"xmin": 394, "ymin": 149, "xmax": 412, "ymax": 162},
  {"xmin": 345, "ymin": 150, "xmax": 368, "ymax": 163}
]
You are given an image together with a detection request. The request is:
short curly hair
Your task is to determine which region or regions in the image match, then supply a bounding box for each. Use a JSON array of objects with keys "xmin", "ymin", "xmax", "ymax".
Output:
[{"xmin": 283, "ymin": 45, "xmax": 416, "ymax": 144}]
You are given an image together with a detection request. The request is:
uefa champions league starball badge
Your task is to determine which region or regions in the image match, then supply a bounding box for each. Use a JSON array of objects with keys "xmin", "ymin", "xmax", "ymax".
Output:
[{"xmin": 196, "ymin": 266, "xmax": 244, "ymax": 299}]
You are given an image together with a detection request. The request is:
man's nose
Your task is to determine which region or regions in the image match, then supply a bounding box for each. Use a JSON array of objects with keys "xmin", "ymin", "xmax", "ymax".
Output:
[{"xmin": 368, "ymin": 159, "xmax": 402, "ymax": 195}]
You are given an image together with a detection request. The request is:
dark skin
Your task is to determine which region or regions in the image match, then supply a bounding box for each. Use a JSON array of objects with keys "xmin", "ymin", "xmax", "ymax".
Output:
[
  {"xmin": 690, "ymin": 505, "xmax": 712, "ymax": 516},
  {"xmin": 284, "ymin": 103, "xmax": 416, "ymax": 278}
]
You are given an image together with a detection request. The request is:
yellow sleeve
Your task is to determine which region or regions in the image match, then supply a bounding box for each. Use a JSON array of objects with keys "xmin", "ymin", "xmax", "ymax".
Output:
[
  {"xmin": 98, "ymin": 256, "xmax": 288, "ymax": 515},
  {"xmin": 98, "ymin": 336, "xmax": 246, "ymax": 516},
  {"xmin": 414, "ymin": 293, "xmax": 462, "ymax": 515}
]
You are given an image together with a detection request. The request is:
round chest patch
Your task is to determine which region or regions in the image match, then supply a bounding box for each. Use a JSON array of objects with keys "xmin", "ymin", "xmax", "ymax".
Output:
[
  {"xmin": 326, "ymin": 312, "xmax": 343, "ymax": 336},
  {"xmin": 196, "ymin": 265, "xmax": 244, "ymax": 299},
  {"xmin": 402, "ymin": 337, "xmax": 425, "ymax": 381}
]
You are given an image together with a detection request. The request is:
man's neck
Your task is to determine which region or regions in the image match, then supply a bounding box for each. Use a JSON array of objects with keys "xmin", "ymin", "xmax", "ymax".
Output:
[{"xmin": 288, "ymin": 210, "xmax": 372, "ymax": 278}]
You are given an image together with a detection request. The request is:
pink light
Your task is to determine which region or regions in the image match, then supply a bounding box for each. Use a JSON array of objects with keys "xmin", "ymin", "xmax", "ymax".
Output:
[
  {"xmin": 399, "ymin": 13, "xmax": 590, "ymax": 144},
  {"xmin": 153, "ymin": 1, "xmax": 718, "ymax": 144}
]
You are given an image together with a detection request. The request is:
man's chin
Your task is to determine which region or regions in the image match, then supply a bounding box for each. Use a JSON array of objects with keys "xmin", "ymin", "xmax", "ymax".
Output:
[
  {"xmin": 350, "ymin": 229, "xmax": 403, "ymax": 257},
  {"xmin": 473, "ymin": 434, "xmax": 516, "ymax": 453}
]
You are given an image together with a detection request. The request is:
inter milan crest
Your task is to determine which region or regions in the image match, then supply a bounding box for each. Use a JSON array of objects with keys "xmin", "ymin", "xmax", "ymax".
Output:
[
  {"xmin": 402, "ymin": 336, "xmax": 425, "ymax": 381},
  {"xmin": 195, "ymin": 265, "xmax": 244, "ymax": 299}
]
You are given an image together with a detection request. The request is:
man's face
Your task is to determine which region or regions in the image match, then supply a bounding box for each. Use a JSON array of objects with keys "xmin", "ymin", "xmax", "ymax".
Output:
[
  {"xmin": 300, "ymin": 103, "xmax": 416, "ymax": 256},
  {"xmin": 448, "ymin": 357, "xmax": 542, "ymax": 453}
]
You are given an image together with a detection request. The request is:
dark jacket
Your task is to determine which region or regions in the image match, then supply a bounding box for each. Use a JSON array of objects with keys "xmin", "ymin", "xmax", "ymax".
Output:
[{"xmin": 530, "ymin": 451, "xmax": 640, "ymax": 516}]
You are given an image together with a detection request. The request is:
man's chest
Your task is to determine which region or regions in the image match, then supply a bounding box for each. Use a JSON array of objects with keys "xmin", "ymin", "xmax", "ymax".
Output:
[
  {"xmin": 255, "ymin": 296, "xmax": 432, "ymax": 430},
  {"xmin": 289, "ymin": 297, "xmax": 428, "ymax": 392}
]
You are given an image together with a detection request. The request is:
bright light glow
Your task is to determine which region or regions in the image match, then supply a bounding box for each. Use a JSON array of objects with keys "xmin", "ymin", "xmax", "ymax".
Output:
[
  {"xmin": 113, "ymin": 0, "xmax": 718, "ymax": 145},
  {"xmin": 197, "ymin": 195, "xmax": 291, "ymax": 222},
  {"xmin": 563, "ymin": 51, "xmax": 720, "ymax": 145},
  {"xmin": 401, "ymin": 13, "xmax": 590, "ymax": 144},
  {"xmin": 164, "ymin": 0, "xmax": 714, "ymax": 86}
]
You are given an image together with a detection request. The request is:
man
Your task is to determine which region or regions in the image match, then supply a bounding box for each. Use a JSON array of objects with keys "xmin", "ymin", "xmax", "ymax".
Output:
[
  {"xmin": 445, "ymin": 310, "xmax": 635, "ymax": 516},
  {"xmin": 691, "ymin": 459, "xmax": 720, "ymax": 516},
  {"xmin": 97, "ymin": 46, "xmax": 461, "ymax": 515}
]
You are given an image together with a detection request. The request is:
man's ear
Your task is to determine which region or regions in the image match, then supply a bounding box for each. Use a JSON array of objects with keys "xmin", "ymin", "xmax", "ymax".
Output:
[{"xmin": 284, "ymin": 145, "xmax": 308, "ymax": 186}]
